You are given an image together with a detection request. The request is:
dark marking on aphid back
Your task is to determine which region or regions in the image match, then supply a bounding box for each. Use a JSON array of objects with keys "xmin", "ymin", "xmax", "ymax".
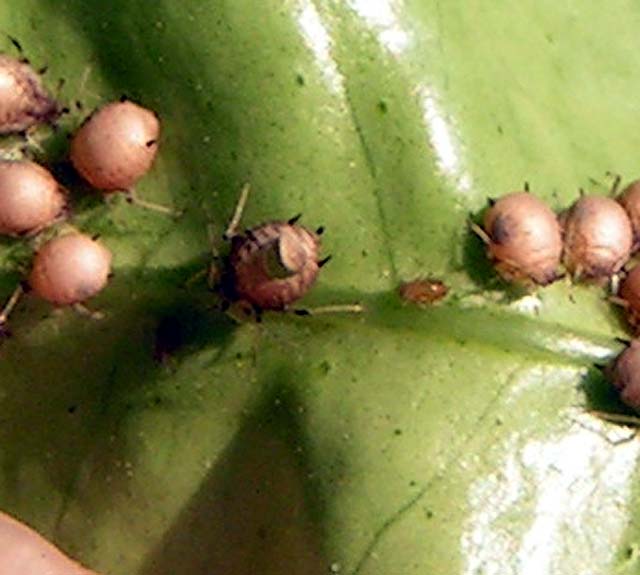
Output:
[{"xmin": 490, "ymin": 214, "xmax": 513, "ymax": 245}]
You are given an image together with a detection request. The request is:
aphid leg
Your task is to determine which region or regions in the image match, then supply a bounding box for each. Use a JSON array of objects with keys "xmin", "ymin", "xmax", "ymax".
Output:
[
  {"xmin": 318, "ymin": 255, "xmax": 332, "ymax": 268},
  {"xmin": 223, "ymin": 183, "xmax": 251, "ymax": 240},
  {"xmin": 588, "ymin": 410, "xmax": 640, "ymax": 427},
  {"xmin": 610, "ymin": 273, "xmax": 621, "ymax": 296},
  {"xmin": 0, "ymin": 284, "xmax": 24, "ymax": 333},
  {"xmin": 288, "ymin": 214, "xmax": 302, "ymax": 225},
  {"xmin": 523, "ymin": 181, "xmax": 530, "ymax": 192},
  {"xmin": 609, "ymin": 295, "xmax": 630, "ymax": 308},
  {"xmin": 72, "ymin": 303, "xmax": 104, "ymax": 320},
  {"xmin": 124, "ymin": 188, "xmax": 180, "ymax": 216},
  {"xmin": 290, "ymin": 303, "xmax": 364, "ymax": 316},
  {"xmin": 469, "ymin": 221, "xmax": 491, "ymax": 245}
]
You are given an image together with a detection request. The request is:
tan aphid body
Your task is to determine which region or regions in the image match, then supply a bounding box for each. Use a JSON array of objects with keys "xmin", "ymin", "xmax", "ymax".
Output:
[
  {"xmin": 0, "ymin": 510, "xmax": 96, "ymax": 575},
  {"xmin": 227, "ymin": 222, "xmax": 321, "ymax": 310},
  {"xmin": 482, "ymin": 191, "xmax": 562, "ymax": 285},
  {"xmin": 618, "ymin": 180, "xmax": 640, "ymax": 251},
  {"xmin": 0, "ymin": 54, "xmax": 61, "ymax": 134},
  {"xmin": 29, "ymin": 233, "xmax": 112, "ymax": 306},
  {"xmin": 70, "ymin": 99, "xmax": 160, "ymax": 191},
  {"xmin": 610, "ymin": 340, "xmax": 640, "ymax": 412},
  {"xmin": 562, "ymin": 195, "xmax": 632, "ymax": 280},
  {"xmin": 619, "ymin": 265, "xmax": 640, "ymax": 329},
  {"xmin": 0, "ymin": 160, "xmax": 66, "ymax": 236},
  {"xmin": 398, "ymin": 278, "xmax": 448, "ymax": 305}
]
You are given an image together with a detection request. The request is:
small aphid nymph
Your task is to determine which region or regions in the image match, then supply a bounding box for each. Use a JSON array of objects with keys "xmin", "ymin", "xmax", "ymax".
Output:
[
  {"xmin": 70, "ymin": 98, "xmax": 160, "ymax": 191},
  {"xmin": 474, "ymin": 191, "xmax": 562, "ymax": 285},
  {"xmin": 29, "ymin": 233, "xmax": 112, "ymax": 306},
  {"xmin": 0, "ymin": 160, "xmax": 66, "ymax": 236},
  {"xmin": 398, "ymin": 278, "xmax": 448, "ymax": 305},
  {"xmin": 610, "ymin": 339, "xmax": 640, "ymax": 412},
  {"xmin": 0, "ymin": 54, "xmax": 61, "ymax": 134},
  {"xmin": 561, "ymin": 194, "xmax": 632, "ymax": 280}
]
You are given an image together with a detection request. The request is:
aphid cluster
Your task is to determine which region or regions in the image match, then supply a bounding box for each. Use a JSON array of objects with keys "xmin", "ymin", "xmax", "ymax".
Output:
[
  {"xmin": 0, "ymin": 46, "xmax": 171, "ymax": 333},
  {"xmin": 473, "ymin": 181, "xmax": 640, "ymax": 413}
]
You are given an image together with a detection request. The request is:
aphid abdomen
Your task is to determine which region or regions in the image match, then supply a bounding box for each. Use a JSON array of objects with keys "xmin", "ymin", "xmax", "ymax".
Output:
[{"xmin": 229, "ymin": 222, "xmax": 320, "ymax": 310}]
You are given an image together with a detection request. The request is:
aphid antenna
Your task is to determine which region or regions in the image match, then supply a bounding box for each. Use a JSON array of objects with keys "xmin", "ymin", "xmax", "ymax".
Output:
[
  {"xmin": 223, "ymin": 183, "xmax": 251, "ymax": 240},
  {"xmin": 468, "ymin": 220, "xmax": 491, "ymax": 245},
  {"xmin": 292, "ymin": 303, "xmax": 364, "ymax": 316},
  {"xmin": 124, "ymin": 188, "xmax": 179, "ymax": 217},
  {"xmin": 0, "ymin": 283, "xmax": 24, "ymax": 327}
]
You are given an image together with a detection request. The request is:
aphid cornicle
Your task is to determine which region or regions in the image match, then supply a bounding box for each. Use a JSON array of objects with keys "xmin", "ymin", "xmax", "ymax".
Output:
[
  {"xmin": 0, "ymin": 54, "xmax": 61, "ymax": 134},
  {"xmin": 0, "ymin": 160, "xmax": 66, "ymax": 236},
  {"xmin": 474, "ymin": 191, "xmax": 562, "ymax": 285},
  {"xmin": 561, "ymin": 194, "xmax": 633, "ymax": 280},
  {"xmin": 28, "ymin": 233, "xmax": 112, "ymax": 306},
  {"xmin": 70, "ymin": 98, "xmax": 160, "ymax": 191}
]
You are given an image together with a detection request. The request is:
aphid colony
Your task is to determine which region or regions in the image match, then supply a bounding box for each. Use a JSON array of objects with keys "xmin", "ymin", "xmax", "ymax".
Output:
[
  {"xmin": 474, "ymin": 183, "xmax": 640, "ymax": 413},
  {"xmin": 0, "ymin": 50, "xmax": 348, "ymax": 333},
  {"xmin": 0, "ymin": 50, "xmax": 169, "ymax": 332}
]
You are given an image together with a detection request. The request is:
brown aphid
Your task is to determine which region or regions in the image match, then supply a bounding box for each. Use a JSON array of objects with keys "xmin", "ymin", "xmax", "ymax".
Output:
[
  {"xmin": 619, "ymin": 265, "xmax": 640, "ymax": 329},
  {"xmin": 226, "ymin": 220, "xmax": 323, "ymax": 311},
  {"xmin": 398, "ymin": 278, "xmax": 448, "ymax": 305},
  {"xmin": 70, "ymin": 99, "xmax": 160, "ymax": 191},
  {"xmin": 610, "ymin": 339, "xmax": 640, "ymax": 412},
  {"xmin": 618, "ymin": 180, "xmax": 640, "ymax": 251},
  {"xmin": 0, "ymin": 160, "xmax": 66, "ymax": 236},
  {"xmin": 0, "ymin": 54, "xmax": 61, "ymax": 134},
  {"xmin": 561, "ymin": 195, "xmax": 632, "ymax": 280},
  {"xmin": 476, "ymin": 191, "xmax": 562, "ymax": 285},
  {"xmin": 29, "ymin": 233, "xmax": 112, "ymax": 306}
]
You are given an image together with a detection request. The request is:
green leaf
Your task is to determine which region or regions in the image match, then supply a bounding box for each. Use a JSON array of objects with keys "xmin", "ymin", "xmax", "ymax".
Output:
[{"xmin": 1, "ymin": 1, "xmax": 639, "ymax": 574}]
